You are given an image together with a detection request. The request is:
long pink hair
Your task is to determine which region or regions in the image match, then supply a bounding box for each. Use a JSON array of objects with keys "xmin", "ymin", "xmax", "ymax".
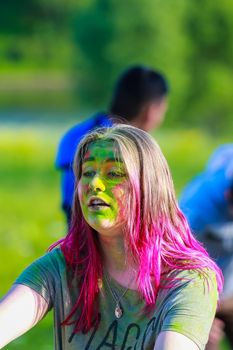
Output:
[{"xmin": 51, "ymin": 124, "xmax": 223, "ymax": 333}]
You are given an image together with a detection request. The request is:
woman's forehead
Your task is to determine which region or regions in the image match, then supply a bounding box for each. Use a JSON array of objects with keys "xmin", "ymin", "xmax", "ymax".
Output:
[{"xmin": 84, "ymin": 139, "xmax": 122, "ymax": 162}]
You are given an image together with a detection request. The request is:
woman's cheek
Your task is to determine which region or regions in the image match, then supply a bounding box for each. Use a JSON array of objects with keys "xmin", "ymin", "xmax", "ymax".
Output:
[
  {"xmin": 112, "ymin": 183, "xmax": 129, "ymax": 219},
  {"xmin": 112, "ymin": 182, "xmax": 128, "ymax": 200},
  {"xmin": 77, "ymin": 182, "xmax": 89, "ymax": 203}
]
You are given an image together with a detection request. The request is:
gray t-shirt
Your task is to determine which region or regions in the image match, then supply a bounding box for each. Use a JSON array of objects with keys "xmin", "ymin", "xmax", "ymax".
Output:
[{"xmin": 15, "ymin": 247, "xmax": 218, "ymax": 350}]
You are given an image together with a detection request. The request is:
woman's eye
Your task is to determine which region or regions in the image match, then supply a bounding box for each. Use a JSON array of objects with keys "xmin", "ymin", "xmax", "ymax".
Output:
[
  {"xmin": 108, "ymin": 171, "xmax": 125, "ymax": 178},
  {"xmin": 83, "ymin": 170, "xmax": 95, "ymax": 177}
]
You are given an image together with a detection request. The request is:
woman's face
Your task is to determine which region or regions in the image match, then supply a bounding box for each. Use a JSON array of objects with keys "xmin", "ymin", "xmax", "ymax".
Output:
[{"xmin": 78, "ymin": 139, "xmax": 128, "ymax": 237}]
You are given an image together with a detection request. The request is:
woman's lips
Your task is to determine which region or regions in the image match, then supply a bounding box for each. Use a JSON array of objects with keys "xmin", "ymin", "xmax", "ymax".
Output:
[{"xmin": 88, "ymin": 197, "xmax": 110, "ymax": 208}]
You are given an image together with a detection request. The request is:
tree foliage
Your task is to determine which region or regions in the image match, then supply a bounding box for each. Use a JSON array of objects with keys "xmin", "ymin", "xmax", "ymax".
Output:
[
  {"xmin": 0, "ymin": 0, "xmax": 232, "ymax": 132},
  {"xmin": 71, "ymin": 0, "xmax": 233, "ymax": 132}
]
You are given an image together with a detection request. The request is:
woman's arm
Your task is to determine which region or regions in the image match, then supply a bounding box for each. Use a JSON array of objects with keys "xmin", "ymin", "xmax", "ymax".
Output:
[
  {"xmin": 154, "ymin": 331, "xmax": 199, "ymax": 350},
  {"xmin": 0, "ymin": 284, "xmax": 48, "ymax": 349}
]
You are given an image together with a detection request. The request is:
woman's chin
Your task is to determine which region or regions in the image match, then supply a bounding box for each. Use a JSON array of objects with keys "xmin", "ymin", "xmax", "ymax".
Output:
[{"xmin": 91, "ymin": 222, "xmax": 124, "ymax": 238}]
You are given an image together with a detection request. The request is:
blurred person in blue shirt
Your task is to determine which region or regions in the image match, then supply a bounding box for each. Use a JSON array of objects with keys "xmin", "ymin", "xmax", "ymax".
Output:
[
  {"xmin": 56, "ymin": 65, "xmax": 169, "ymax": 225},
  {"xmin": 180, "ymin": 144, "xmax": 233, "ymax": 350}
]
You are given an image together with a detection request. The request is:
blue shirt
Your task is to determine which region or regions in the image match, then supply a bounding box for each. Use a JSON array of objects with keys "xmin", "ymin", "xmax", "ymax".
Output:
[{"xmin": 179, "ymin": 144, "xmax": 233, "ymax": 235}]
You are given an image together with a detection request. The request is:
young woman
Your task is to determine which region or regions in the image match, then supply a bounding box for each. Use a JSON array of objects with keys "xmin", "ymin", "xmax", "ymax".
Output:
[{"xmin": 0, "ymin": 124, "xmax": 223, "ymax": 349}]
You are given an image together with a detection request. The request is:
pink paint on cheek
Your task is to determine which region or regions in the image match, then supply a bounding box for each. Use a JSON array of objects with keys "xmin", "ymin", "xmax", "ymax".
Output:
[
  {"xmin": 112, "ymin": 182, "xmax": 129, "ymax": 220},
  {"xmin": 78, "ymin": 182, "xmax": 89, "ymax": 202},
  {"xmin": 112, "ymin": 182, "xmax": 126, "ymax": 199}
]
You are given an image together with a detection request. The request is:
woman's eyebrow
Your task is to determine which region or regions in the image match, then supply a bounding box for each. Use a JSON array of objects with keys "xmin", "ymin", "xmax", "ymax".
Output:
[
  {"xmin": 105, "ymin": 157, "xmax": 123, "ymax": 163},
  {"xmin": 83, "ymin": 157, "xmax": 123, "ymax": 163}
]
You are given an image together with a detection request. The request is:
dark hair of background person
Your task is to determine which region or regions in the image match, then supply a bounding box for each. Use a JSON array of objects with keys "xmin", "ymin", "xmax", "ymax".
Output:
[{"xmin": 109, "ymin": 65, "xmax": 169, "ymax": 121}]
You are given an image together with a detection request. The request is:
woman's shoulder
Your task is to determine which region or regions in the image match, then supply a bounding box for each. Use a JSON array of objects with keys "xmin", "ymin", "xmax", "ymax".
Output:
[
  {"xmin": 34, "ymin": 246, "xmax": 66, "ymax": 272},
  {"xmin": 160, "ymin": 267, "xmax": 218, "ymax": 295},
  {"xmin": 162, "ymin": 266, "xmax": 217, "ymax": 279},
  {"xmin": 156, "ymin": 267, "xmax": 218, "ymax": 322},
  {"xmin": 44, "ymin": 246, "xmax": 65, "ymax": 263},
  {"xmin": 14, "ymin": 247, "xmax": 67, "ymax": 307},
  {"xmin": 15, "ymin": 246, "xmax": 66, "ymax": 283},
  {"xmin": 157, "ymin": 268, "xmax": 218, "ymax": 349},
  {"xmin": 26, "ymin": 245, "xmax": 64, "ymax": 264}
]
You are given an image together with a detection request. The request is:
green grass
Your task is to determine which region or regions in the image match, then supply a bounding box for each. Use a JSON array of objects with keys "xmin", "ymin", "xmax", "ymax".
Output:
[
  {"xmin": 0, "ymin": 125, "xmax": 65, "ymax": 350},
  {"xmin": 0, "ymin": 124, "xmax": 231, "ymax": 350}
]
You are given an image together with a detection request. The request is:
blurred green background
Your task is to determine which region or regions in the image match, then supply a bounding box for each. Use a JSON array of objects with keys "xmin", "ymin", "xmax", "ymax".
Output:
[{"xmin": 0, "ymin": 0, "xmax": 232, "ymax": 349}]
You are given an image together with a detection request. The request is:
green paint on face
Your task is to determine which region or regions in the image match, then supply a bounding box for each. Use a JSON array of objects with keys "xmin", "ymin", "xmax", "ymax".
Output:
[{"xmin": 78, "ymin": 139, "xmax": 128, "ymax": 235}]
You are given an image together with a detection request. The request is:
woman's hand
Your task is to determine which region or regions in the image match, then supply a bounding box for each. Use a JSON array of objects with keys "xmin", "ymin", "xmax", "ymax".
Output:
[
  {"xmin": 154, "ymin": 331, "xmax": 199, "ymax": 350},
  {"xmin": 0, "ymin": 284, "xmax": 48, "ymax": 349}
]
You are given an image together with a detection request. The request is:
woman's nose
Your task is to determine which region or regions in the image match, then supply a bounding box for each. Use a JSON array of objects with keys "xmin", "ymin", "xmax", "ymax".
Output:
[{"xmin": 90, "ymin": 175, "xmax": 106, "ymax": 192}]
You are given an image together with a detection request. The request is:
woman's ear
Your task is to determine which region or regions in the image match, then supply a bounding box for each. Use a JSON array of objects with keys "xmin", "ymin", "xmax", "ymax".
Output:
[{"xmin": 140, "ymin": 98, "xmax": 168, "ymax": 132}]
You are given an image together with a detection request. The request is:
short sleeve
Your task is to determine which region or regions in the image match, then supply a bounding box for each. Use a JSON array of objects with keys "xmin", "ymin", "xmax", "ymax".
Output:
[
  {"xmin": 160, "ymin": 270, "xmax": 218, "ymax": 350},
  {"xmin": 14, "ymin": 248, "xmax": 65, "ymax": 311}
]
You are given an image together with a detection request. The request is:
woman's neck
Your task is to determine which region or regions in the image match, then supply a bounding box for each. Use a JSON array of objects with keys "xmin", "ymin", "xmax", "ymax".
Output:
[
  {"xmin": 99, "ymin": 235, "xmax": 138, "ymax": 290},
  {"xmin": 99, "ymin": 235, "xmax": 127, "ymax": 271}
]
